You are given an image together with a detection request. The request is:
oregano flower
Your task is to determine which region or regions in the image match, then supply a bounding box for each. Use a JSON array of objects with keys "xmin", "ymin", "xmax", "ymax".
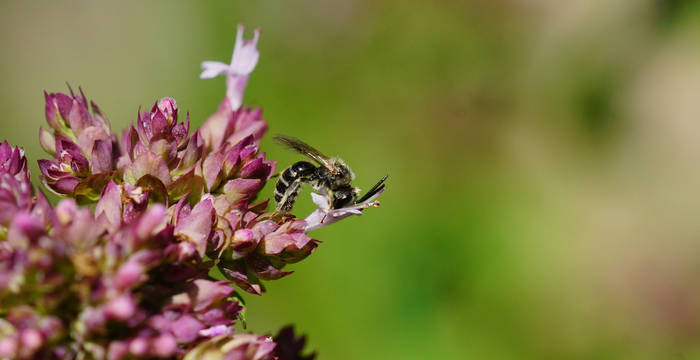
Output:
[{"xmin": 0, "ymin": 24, "xmax": 382, "ymax": 359}]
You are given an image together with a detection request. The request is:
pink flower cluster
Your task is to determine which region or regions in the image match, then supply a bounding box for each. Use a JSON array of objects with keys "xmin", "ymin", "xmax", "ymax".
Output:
[{"xmin": 0, "ymin": 25, "xmax": 395, "ymax": 359}]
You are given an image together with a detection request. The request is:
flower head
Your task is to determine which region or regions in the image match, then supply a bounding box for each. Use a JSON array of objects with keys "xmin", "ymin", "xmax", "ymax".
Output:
[
  {"xmin": 0, "ymin": 143, "xmax": 32, "ymax": 224},
  {"xmin": 38, "ymin": 88, "xmax": 118, "ymax": 197},
  {"xmin": 119, "ymin": 97, "xmax": 204, "ymax": 202},
  {"xmin": 215, "ymin": 209, "xmax": 319, "ymax": 295},
  {"xmin": 0, "ymin": 142, "xmax": 50, "ymax": 228}
]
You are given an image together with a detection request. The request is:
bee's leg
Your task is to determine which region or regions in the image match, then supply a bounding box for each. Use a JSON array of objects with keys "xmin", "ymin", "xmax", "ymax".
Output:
[{"xmin": 275, "ymin": 179, "xmax": 303, "ymax": 213}]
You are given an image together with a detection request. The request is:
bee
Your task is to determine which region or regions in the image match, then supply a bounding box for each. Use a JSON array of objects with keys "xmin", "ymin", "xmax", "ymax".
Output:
[{"xmin": 273, "ymin": 134, "xmax": 387, "ymax": 213}]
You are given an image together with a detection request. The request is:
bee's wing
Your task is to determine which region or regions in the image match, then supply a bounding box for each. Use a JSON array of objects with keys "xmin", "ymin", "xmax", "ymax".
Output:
[{"xmin": 274, "ymin": 134, "xmax": 339, "ymax": 174}]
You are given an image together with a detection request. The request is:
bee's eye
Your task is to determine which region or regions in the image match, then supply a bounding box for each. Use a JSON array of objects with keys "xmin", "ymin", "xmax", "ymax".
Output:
[{"xmin": 332, "ymin": 190, "xmax": 353, "ymax": 209}]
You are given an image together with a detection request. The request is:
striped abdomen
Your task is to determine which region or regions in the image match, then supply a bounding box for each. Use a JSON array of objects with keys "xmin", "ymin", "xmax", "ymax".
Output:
[{"xmin": 274, "ymin": 161, "xmax": 317, "ymax": 212}]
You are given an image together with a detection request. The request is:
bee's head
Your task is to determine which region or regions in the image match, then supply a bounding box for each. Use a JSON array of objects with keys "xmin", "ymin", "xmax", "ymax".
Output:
[
  {"xmin": 331, "ymin": 185, "xmax": 359, "ymax": 209},
  {"xmin": 329, "ymin": 158, "xmax": 354, "ymax": 186}
]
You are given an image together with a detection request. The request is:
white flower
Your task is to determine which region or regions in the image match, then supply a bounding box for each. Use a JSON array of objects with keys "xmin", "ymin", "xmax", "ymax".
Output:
[
  {"xmin": 200, "ymin": 25, "xmax": 260, "ymax": 111},
  {"xmin": 303, "ymin": 188, "xmax": 384, "ymax": 232}
]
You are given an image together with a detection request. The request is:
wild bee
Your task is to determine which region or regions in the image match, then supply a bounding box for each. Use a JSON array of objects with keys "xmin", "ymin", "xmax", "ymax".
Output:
[{"xmin": 273, "ymin": 134, "xmax": 387, "ymax": 213}]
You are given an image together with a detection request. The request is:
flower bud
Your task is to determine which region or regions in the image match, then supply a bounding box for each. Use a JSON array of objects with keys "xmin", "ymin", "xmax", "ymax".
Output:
[{"xmin": 39, "ymin": 89, "xmax": 118, "ymax": 198}]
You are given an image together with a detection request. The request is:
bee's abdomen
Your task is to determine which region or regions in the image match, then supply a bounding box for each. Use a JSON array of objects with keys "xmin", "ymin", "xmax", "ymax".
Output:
[{"xmin": 274, "ymin": 161, "xmax": 317, "ymax": 212}]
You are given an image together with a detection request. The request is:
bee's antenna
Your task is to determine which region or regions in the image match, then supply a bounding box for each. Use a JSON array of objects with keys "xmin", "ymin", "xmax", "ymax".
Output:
[{"xmin": 356, "ymin": 174, "xmax": 388, "ymax": 204}]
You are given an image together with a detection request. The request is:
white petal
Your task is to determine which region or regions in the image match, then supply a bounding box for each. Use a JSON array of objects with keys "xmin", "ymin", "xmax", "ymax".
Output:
[
  {"xmin": 330, "ymin": 208, "xmax": 362, "ymax": 217},
  {"xmin": 200, "ymin": 61, "xmax": 231, "ymax": 79},
  {"xmin": 303, "ymin": 209, "xmax": 327, "ymax": 232},
  {"xmin": 310, "ymin": 192, "xmax": 330, "ymax": 211},
  {"xmin": 230, "ymin": 28, "xmax": 260, "ymax": 75},
  {"xmin": 231, "ymin": 25, "xmax": 245, "ymax": 63}
]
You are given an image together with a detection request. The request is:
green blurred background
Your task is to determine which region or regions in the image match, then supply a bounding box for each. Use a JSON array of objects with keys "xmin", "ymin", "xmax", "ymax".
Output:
[{"xmin": 4, "ymin": 1, "xmax": 700, "ymax": 358}]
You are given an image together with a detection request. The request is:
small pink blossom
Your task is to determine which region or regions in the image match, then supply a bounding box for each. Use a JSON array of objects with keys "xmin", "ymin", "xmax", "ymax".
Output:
[
  {"xmin": 304, "ymin": 188, "xmax": 384, "ymax": 232},
  {"xmin": 200, "ymin": 25, "xmax": 260, "ymax": 111}
]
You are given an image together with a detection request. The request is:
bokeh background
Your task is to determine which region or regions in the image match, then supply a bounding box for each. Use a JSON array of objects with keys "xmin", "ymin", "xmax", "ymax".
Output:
[{"xmin": 3, "ymin": 0, "xmax": 700, "ymax": 359}]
